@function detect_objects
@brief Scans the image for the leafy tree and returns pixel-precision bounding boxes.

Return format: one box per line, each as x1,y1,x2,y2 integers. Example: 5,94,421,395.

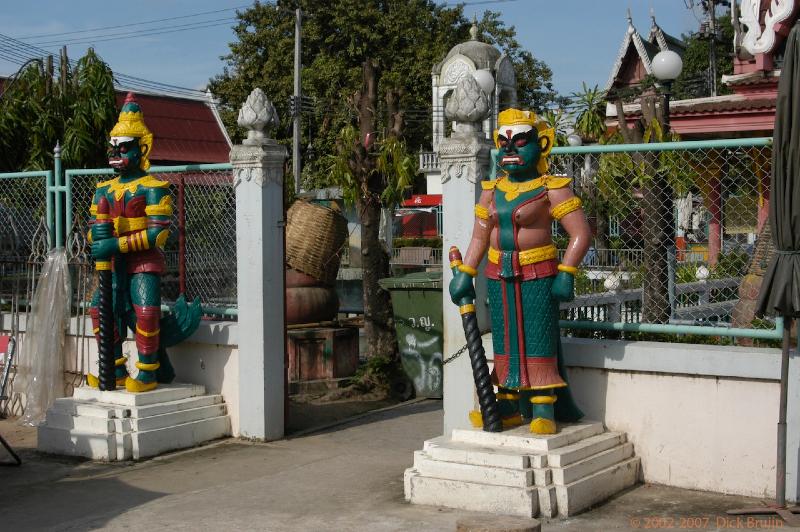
209,0,561,368
542,108,568,147
672,13,735,100
0,48,116,171
209,1,562,180
570,82,607,142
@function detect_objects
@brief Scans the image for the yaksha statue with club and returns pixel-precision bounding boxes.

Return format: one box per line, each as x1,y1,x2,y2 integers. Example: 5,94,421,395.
449,108,591,434
87,93,200,393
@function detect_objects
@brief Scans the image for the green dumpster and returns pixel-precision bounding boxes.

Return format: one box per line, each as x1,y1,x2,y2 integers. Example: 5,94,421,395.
379,271,443,398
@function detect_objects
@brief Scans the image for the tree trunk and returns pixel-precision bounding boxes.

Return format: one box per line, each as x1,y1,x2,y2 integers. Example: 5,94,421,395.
640,164,673,324
615,97,673,323
352,59,399,360
594,209,611,266
358,196,397,359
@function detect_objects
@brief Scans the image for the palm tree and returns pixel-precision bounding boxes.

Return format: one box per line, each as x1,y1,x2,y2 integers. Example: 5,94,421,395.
570,82,607,143
0,47,116,172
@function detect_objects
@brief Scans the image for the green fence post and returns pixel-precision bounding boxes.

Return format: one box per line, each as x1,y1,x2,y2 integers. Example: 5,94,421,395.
45,169,54,249
54,141,63,248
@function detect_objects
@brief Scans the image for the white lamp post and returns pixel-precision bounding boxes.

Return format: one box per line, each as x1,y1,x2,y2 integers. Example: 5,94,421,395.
567,133,583,147
651,50,683,134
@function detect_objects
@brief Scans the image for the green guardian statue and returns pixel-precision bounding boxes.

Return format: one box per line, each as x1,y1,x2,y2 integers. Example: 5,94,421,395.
87,93,200,393
449,108,592,434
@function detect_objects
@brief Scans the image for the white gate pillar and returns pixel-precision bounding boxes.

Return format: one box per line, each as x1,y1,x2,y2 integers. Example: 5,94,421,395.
438,76,493,434
231,89,287,440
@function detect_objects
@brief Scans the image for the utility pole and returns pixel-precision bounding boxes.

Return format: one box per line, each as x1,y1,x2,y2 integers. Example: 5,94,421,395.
706,0,718,96
293,8,302,194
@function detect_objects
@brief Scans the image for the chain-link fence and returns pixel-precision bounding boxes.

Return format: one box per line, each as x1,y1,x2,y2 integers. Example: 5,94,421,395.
67,164,236,315
548,138,776,337
0,172,49,258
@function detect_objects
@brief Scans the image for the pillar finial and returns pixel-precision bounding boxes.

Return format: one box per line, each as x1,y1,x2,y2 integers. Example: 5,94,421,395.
470,14,479,41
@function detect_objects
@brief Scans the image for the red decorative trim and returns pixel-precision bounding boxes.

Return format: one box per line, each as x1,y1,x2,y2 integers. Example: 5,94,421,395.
501,278,510,356
525,357,567,389
89,306,120,342
486,258,558,280
124,249,165,274
133,304,161,354
513,280,529,388
492,354,509,386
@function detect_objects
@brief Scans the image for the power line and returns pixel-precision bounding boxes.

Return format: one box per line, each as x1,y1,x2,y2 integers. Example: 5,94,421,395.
16,4,250,40
0,33,208,98
31,17,238,48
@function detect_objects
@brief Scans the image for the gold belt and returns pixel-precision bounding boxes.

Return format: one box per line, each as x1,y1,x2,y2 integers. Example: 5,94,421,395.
488,244,557,266
114,216,148,234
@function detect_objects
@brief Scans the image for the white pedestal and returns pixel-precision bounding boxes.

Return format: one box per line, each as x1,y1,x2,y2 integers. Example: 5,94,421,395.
37,383,231,461
404,421,640,518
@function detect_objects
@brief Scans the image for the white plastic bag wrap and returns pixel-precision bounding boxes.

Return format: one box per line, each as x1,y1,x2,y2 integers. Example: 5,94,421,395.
17,249,71,426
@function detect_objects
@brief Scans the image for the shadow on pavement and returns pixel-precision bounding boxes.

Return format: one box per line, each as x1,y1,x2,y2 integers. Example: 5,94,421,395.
288,398,442,439
0,473,165,532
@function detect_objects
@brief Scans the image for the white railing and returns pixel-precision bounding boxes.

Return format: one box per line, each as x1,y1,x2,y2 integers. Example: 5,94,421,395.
419,152,440,172
390,246,443,267
558,248,645,269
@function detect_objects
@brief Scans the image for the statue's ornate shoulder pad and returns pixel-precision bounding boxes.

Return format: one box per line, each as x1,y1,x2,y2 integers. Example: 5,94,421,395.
96,176,118,190
481,179,499,191
545,175,572,190
139,175,169,189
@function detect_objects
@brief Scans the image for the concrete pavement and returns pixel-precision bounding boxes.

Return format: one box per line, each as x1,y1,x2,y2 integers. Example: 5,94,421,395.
0,400,781,531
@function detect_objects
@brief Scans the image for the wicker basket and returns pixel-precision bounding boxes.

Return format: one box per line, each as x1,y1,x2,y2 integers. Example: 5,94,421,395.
286,200,349,286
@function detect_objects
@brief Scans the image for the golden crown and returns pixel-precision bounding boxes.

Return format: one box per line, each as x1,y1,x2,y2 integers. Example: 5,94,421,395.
493,108,555,174
109,93,153,171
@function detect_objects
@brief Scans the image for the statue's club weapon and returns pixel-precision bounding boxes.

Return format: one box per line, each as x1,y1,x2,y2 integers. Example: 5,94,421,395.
94,197,116,390
449,246,502,432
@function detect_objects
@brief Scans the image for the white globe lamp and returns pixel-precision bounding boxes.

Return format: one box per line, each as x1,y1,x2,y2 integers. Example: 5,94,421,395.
604,273,621,292
567,133,583,147
652,50,683,82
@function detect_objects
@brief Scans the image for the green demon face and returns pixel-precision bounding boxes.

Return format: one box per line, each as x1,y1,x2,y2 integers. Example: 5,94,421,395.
496,127,549,179
108,137,146,174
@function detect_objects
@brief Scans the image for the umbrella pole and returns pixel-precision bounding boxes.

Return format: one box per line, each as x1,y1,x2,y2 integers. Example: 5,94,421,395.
778,315,791,508
728,316,800,526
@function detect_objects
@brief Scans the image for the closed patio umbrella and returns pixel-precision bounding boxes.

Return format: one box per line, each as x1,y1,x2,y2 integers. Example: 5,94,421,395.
730,20,800,526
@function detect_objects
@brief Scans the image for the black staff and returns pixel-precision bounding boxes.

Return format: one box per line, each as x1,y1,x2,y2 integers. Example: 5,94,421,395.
449,246,502,432
94,197,116,390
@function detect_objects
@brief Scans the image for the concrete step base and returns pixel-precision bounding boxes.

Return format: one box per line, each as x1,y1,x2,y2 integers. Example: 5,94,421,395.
37,383,231,461
404,420,641,519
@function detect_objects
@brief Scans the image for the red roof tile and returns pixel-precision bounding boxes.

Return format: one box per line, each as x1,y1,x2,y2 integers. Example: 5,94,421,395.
115,92,230,164
672,97,776,116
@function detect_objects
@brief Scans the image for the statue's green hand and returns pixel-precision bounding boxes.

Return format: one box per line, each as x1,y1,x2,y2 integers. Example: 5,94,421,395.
91,224,112,242
550,271,575,302
91,238,119,260
449,270,476,306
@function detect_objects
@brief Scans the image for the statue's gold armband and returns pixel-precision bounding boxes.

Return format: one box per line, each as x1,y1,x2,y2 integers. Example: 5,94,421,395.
550,197,582,220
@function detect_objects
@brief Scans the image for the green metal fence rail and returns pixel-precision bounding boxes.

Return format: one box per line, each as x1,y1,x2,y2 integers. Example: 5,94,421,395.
550,136,780,340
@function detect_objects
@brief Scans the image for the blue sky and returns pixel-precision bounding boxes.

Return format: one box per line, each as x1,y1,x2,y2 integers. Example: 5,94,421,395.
0,0,707,98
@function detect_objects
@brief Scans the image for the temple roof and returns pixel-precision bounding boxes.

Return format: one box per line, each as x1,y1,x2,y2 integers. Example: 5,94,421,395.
119,91,231,165
605,11,685,92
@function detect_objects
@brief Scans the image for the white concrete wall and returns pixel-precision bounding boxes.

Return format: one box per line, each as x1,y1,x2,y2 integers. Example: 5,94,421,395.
563,339,791,500
569,367,777,498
